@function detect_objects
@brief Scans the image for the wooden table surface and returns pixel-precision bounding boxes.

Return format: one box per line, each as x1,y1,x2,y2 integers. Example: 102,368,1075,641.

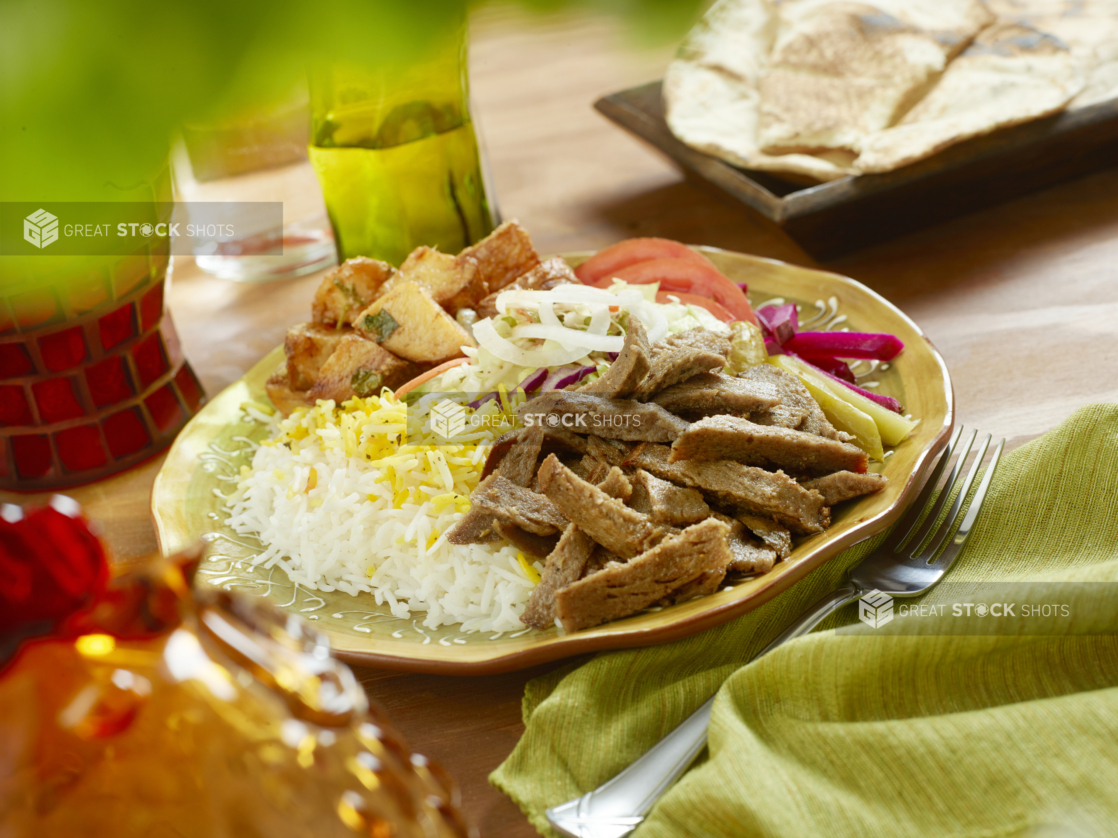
6,6,1118,836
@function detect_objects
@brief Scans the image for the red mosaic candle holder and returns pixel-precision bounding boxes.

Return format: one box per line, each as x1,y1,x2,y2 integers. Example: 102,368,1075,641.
0,245,205,490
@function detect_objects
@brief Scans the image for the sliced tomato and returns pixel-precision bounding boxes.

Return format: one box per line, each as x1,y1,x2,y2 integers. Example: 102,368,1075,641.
655,291,735,323
575,238,714,285
611,258,757,325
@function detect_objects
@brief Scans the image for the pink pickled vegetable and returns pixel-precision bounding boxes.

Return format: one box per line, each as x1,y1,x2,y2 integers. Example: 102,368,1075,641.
785,331,904,361
764,337,784,356
756,303,798,346
801,356,904,413
806,355,855,383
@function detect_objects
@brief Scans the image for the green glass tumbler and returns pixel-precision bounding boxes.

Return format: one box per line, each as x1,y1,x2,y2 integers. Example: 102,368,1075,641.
308,9,496,266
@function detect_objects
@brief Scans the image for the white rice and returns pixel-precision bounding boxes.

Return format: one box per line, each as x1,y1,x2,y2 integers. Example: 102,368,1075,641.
225,395,541,633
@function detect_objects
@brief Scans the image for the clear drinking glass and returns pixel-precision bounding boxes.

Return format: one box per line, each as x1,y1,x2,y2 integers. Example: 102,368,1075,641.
172,87,337,283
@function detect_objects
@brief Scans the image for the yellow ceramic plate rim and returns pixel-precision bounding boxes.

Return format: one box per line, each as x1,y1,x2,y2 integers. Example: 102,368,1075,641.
152,248,954,674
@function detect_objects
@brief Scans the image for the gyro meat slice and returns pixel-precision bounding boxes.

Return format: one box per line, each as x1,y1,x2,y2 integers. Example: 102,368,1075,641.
632,343,728,401
737,514,792,561
493,522,559,561
579,440,635,485
711,512,778,575
625,443,830,534
519,392,689,443
800,471,888,505
670,415,869,475
660,569,726,606
482,425,588,481
628,469,710,526
521,524,596,629
743,365,844,440
521,463,639,629
446,508,501,545
306,335,419,404
469,474,568,536
496,424,545,488
652,371,780,417
553,518,732,632
657,327,731,358
579,316,652,399
312,257,397,327
584,435,632,466
596,466,633,503
538,454,663,559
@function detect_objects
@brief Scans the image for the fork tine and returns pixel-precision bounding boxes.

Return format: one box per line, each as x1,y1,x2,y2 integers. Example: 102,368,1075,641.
879,424,965,553
916,433,992,563
891,427,976,554
923,437,1005,570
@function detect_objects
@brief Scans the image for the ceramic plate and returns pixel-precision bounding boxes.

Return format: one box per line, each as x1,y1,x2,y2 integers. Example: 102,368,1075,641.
152,248,953,674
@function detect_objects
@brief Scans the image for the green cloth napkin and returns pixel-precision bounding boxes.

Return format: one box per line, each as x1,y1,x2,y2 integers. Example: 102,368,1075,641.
492,404,1118,837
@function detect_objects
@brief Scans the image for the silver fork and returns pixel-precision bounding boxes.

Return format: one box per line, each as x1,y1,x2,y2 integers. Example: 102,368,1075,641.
547,426,1005,838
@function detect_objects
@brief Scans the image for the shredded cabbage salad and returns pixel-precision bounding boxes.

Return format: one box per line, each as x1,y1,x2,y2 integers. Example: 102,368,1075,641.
420,280,730,398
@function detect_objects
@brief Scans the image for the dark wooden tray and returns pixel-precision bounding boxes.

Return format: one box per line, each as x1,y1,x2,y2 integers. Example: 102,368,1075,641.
595,81,1118,259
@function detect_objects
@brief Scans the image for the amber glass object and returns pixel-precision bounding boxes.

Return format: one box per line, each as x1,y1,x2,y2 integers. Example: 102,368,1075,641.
0,499,474,838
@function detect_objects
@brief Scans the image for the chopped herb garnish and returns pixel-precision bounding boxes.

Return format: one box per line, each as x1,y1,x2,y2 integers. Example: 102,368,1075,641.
350,368,384,397
332,278,365,305
362,310,400,343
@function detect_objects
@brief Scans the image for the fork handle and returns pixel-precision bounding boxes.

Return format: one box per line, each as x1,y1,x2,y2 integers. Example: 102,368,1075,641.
545,582,865,838
755,581,863,656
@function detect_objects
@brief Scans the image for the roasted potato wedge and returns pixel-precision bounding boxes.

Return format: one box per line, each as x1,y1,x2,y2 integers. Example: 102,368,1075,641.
307,334,418,403
312,257,398,326
381,246,480,310
265,365,313,416
444,220,541,311
283,322,352,390
354,280,474,365
475,256,576,319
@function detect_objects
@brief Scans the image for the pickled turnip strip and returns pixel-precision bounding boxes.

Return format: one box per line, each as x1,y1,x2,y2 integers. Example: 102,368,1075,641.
785,331,904,361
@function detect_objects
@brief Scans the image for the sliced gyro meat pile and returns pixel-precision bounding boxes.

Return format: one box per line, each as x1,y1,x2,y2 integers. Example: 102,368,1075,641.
452,319,890,634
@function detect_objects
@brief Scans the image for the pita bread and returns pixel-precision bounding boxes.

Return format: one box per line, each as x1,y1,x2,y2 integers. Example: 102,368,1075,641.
664,0,857,181
663,0,1103,182
984,0,1118,107
756,0,993,154
854,21,1085,172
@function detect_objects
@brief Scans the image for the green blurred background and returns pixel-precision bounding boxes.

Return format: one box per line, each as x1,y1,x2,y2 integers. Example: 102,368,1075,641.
0,0,704,203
